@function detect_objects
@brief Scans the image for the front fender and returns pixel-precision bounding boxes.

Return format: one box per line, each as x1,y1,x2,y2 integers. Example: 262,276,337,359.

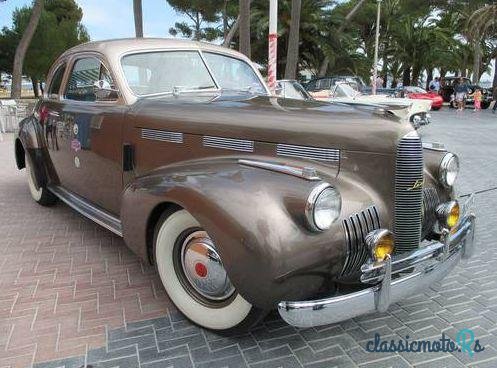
121,158,350,309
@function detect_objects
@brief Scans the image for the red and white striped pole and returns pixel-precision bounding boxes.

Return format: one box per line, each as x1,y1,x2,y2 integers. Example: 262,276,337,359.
268,0,278,94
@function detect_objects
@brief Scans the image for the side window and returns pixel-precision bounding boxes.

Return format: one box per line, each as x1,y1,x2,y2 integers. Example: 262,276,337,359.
48,63,66,99
65,57,118,102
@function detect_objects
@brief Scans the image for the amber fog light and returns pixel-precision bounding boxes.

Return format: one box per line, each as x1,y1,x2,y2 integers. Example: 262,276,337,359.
436,201,460,230
365,229,395,261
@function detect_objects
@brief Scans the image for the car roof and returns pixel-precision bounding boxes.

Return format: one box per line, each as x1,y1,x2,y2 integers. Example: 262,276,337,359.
59,38,248,60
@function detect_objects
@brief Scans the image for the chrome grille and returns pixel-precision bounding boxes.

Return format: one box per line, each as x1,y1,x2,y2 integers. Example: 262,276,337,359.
276,144,339,162
342,206,380,276
394,133,424,253
422,187,440,238
141,128,183,143
203,136,254,152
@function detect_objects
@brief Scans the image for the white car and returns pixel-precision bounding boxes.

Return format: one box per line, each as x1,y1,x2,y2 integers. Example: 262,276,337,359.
310,83,432,129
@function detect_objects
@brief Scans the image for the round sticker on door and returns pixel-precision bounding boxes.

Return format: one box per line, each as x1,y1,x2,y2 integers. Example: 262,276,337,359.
74,156,80,168
73,124,79,135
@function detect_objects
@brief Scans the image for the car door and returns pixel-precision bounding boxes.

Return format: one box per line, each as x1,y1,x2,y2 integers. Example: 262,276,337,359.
53,55,125,215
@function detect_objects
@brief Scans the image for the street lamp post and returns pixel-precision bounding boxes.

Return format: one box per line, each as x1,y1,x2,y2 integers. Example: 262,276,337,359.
268,0,278,94
372,0,382,95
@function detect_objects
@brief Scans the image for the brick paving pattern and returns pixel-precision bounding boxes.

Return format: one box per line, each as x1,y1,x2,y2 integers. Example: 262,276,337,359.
1,108,496,367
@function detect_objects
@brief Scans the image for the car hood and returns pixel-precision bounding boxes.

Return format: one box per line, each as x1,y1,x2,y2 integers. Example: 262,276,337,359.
130,92,414,154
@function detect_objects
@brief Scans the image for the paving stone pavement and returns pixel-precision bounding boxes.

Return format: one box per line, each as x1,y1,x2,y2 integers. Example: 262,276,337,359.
0,108,496,368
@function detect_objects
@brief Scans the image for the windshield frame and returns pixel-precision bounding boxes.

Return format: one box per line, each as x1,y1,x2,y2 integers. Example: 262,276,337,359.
119,48,269,98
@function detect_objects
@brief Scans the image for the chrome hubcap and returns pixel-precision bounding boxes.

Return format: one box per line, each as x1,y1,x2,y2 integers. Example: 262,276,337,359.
180,231,235,301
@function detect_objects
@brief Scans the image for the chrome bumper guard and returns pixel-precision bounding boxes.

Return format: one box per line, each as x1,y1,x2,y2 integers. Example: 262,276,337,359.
278,195,476,328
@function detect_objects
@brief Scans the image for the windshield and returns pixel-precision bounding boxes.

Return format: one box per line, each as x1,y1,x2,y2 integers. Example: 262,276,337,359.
121,50,266,96
405,86,426,93
277,81,309,100
334,83,359,98
202,52,266,94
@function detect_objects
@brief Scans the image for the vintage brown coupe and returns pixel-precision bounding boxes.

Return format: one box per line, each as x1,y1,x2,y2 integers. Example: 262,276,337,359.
15,39,476,332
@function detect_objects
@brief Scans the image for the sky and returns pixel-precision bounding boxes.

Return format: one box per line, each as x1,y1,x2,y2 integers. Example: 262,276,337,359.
0,0,188,40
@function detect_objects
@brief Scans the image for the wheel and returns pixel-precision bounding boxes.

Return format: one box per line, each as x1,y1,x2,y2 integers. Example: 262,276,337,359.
154,209,266,332
25,154,56,206
481,101,490,109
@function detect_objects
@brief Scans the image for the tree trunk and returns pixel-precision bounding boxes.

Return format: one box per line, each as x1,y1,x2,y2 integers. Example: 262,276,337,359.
425,68,433,90
11,0,43,99
222,0,229,39
284,0,301,80
223,15,240,47
402,66,411,86
133,0,143,38
472,41,480,84
318,0,367,77
31,77,39,98
493,56,497,100
239,0,251,57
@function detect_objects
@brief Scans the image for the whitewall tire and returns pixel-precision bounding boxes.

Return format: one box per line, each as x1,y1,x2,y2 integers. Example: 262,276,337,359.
25,154,56,206
154,209,265,331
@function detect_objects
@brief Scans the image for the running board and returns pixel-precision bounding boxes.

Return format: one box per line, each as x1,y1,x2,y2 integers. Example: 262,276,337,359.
48,185,123,237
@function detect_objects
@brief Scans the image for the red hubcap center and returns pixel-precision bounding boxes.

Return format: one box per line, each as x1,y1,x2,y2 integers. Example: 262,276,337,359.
194,262,208,278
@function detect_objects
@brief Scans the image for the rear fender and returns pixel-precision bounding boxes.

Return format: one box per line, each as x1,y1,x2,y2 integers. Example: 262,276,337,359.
121,158,349,309
17,115,49,188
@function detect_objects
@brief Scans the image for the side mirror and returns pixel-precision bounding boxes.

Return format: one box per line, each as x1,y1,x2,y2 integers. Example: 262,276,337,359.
93,80,118,100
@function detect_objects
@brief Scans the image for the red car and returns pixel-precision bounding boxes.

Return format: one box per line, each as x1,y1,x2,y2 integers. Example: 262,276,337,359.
398,86,444,110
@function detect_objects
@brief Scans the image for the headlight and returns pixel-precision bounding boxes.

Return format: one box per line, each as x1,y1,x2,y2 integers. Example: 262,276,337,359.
413,115,422,124
305,183,341,231
436,200,460,229
365,229,395,261
439,152,459,187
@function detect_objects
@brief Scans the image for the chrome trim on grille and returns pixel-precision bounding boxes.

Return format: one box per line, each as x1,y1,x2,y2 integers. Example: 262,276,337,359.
341,206,380,276
203,136,254,152
276,144,339,162
394,132,424,253
422,187,440,238
141,128,183,143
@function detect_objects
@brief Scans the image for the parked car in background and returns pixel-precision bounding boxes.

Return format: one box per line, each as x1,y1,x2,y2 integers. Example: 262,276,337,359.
16,38,475,332
396,86,444,110
310,82,432,128
440,76,492,109
275,79,312,100
305,75,368,93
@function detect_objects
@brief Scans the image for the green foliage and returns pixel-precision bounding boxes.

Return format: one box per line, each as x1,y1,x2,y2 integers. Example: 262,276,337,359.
167,0,227,41
0,0,89,80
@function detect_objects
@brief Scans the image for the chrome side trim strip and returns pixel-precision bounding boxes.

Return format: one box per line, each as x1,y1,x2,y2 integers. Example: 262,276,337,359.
276,144,339,162
238,159,320,181
48,185,123,237
203,136,254,152
141,128,183,143
422,142,447,152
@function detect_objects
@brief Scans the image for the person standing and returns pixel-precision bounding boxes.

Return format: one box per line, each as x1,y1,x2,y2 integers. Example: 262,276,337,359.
429,77,440,92
470,88,483,112
454,77,469,111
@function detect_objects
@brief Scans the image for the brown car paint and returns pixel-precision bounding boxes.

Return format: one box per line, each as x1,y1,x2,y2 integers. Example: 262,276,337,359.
16,39,451,310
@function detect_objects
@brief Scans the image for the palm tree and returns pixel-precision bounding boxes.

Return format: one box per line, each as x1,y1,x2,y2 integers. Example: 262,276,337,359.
284,0,301,79
11,0,43,99
239,0,250,57
468,5,497,96
133,0,143,37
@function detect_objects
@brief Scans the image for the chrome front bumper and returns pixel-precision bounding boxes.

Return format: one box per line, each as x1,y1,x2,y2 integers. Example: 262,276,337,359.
278,198,476,328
